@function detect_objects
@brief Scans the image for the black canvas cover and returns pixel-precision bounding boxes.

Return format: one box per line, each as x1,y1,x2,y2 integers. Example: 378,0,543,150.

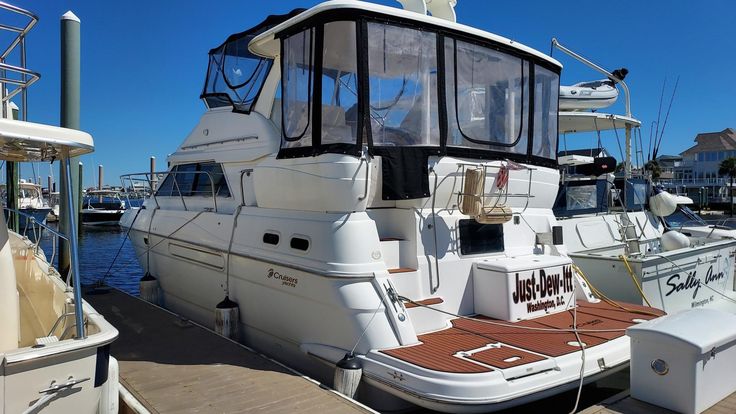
374,147,440,200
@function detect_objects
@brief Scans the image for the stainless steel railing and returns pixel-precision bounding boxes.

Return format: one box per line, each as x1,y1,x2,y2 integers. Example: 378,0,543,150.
120,170,221,213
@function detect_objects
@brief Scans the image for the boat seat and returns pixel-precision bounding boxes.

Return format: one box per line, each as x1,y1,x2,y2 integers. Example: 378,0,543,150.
0,210,20,352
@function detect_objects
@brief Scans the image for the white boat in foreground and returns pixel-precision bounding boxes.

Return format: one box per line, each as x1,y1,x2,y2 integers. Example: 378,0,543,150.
0,2,118,411
0,117,119,413
122,2,662,412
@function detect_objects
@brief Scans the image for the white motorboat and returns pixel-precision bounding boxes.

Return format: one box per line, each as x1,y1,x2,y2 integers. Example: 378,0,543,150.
82,189,126,225
660,196,736,240
0,119,119,414
122,2,661,412
1,180,52,227
0,3,119,412
553,43,736,314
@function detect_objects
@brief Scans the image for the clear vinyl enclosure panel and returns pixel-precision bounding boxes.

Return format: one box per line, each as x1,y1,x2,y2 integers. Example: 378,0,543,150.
202,31,273,112
278,17,560,161
367,23,440,147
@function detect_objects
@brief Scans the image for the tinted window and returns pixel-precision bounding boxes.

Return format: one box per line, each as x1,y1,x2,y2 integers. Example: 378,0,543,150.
290,237,309,251
458,219,504,255
155,162,230,197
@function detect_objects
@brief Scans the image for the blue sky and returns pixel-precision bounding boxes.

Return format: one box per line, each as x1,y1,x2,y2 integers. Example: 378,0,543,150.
5,0,736,186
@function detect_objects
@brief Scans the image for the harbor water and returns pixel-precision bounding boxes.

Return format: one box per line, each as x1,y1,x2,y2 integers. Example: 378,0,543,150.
34,221,143,295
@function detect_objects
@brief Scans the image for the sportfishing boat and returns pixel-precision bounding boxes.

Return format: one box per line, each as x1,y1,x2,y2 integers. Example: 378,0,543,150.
1,179,52,227
553,42,736,314
122,1,662,412
82,189,126,225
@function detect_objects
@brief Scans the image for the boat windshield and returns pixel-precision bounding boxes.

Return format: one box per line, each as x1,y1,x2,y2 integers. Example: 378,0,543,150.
202,10,304,113
663,205,707,229
277,16,560,164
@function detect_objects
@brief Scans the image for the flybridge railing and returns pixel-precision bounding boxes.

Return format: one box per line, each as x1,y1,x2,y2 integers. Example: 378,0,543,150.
120,170,220,213
0,2,40,117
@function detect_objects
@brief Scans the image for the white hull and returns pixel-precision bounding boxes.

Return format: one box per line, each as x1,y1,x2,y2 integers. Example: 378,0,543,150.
124,182,641,412
2,230,118,413
559,211,736,313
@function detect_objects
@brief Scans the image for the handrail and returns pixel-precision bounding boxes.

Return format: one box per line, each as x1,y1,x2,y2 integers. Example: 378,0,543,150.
120,170,221,213
3,206,70,242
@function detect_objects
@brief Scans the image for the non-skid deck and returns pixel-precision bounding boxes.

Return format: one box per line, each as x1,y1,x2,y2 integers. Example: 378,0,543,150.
581,390,736,414
85,288,374,414
382,301,664,374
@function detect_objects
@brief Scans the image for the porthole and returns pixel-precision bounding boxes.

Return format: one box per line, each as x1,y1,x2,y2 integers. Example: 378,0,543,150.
290,237,309,251
263,233,280,245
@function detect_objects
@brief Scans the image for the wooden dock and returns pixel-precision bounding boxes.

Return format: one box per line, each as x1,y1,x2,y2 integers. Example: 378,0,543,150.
84,288,375,414
581,390,736,414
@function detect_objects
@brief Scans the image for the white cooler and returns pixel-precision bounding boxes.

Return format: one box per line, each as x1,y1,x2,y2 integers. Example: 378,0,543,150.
473,255,575,321
627,308,736,414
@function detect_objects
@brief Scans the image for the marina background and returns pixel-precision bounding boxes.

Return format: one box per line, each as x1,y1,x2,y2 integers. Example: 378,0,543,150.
0,0,732,187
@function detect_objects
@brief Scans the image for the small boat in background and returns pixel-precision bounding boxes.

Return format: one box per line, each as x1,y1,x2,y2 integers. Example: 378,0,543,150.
559,68,628,111
82,189,126,225
1,179,52,227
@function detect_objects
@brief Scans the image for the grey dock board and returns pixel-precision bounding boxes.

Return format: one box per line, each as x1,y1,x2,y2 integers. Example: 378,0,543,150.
85,288,374,414
580,390,736,414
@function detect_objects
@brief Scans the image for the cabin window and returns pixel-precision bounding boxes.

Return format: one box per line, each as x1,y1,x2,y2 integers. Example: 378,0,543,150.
458,219,504,255
445,37,528,153
290,236,309,251
321,21,359,145
282,28,315,146
156,162,230,198
201,30,273,112
367,23,439,147
263,232,280,245
533,65,559,159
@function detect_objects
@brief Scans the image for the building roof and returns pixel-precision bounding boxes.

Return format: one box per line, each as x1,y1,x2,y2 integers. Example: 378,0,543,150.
656,154,682,161
680,128,736,156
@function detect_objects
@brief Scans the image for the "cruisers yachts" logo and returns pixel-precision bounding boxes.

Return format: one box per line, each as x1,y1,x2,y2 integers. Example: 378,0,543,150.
267,268,298,288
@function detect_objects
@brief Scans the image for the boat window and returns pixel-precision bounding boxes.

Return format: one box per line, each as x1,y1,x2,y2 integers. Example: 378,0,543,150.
565,184,598,211
458,219,504,255
290,236,309,251
263,232,280,245
282,28,315,146
202,32,273,112
367,23,439,147
156,162,230,198
445,37,528,152
663,206,706,229
533,65,559,159
321,21,359,145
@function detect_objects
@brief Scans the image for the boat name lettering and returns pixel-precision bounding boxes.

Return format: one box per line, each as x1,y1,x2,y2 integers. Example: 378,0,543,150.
664,265,725,300
512,265,574,305
267,268,298,288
